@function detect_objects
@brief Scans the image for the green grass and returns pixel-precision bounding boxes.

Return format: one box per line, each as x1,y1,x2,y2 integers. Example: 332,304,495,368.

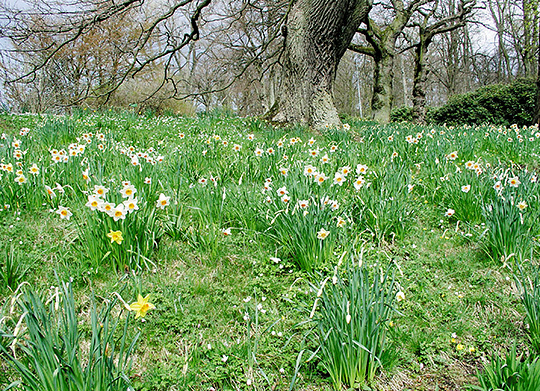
0,112,539,390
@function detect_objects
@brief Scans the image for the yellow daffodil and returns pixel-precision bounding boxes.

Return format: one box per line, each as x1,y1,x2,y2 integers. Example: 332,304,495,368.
107,230,123,245
129,294,155,319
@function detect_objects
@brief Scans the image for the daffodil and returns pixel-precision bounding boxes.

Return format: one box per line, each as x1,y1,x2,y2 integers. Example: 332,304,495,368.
340,166,351,175
123,198,139,213
111,204,127,221
45,185,56,198
356,164,368,174
517,201,528,210
15,175,27,185
86,195,102,211
354,176,365,190
317,228,330,240
29,164,40,175
130,294,155,319
333,172,345,186
93,185,109,197
56,206,72,220
120,185,137,198
107,230,123,245
314,172,328,185
298,200,309,209
303,165,317,177
508,176,521,188
396,291,405,302
447,151,458,160
156,193,170,209
276,186,288,196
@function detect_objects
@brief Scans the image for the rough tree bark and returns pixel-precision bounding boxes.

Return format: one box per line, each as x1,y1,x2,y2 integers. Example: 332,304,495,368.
269,0,371,130
535,17,540,125
350,26,397,124
411,35,431,124
371,53,396,122
522,0,539,78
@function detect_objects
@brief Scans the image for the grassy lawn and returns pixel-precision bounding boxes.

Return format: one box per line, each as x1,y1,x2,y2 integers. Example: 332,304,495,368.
0,111,539,390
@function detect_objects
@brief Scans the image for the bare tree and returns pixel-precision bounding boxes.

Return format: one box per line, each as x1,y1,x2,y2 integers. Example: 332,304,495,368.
429,21,475,99
2,8,157,111
517,0,539,77
486,0,539,81
487,0,513,80
349,0,432,123
1,0,373,129
0,0,216,111
405,0,475,123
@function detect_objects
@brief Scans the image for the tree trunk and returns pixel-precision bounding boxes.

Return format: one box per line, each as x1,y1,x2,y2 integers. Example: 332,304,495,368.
371,51,394,123
401,54,408,107
522,0,539,78
270,0,371,130
534,66,540,127
412,39,430,124
535,18,540,125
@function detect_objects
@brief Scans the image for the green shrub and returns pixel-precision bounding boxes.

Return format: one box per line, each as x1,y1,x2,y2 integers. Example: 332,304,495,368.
430,79,536,127
390,106,414,123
